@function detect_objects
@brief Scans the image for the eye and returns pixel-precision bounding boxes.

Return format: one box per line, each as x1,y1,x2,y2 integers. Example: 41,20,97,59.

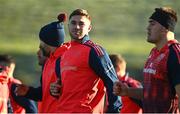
71,21,76,25
79,22,85,26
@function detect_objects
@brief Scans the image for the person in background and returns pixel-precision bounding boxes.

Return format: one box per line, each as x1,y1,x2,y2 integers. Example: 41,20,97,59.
113,7,180,113
0,54,37,113
50,9,122,113
109,54,142,113
15,13,69,113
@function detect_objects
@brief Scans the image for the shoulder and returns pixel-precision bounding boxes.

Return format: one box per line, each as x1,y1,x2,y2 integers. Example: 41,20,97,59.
83,40,104,56
54,42,71,56
61,42,71,49
169,43,180,64
170,43,180,52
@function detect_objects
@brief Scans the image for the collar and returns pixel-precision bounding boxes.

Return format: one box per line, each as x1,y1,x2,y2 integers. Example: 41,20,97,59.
82,35,90,44
155,39,178,53
49,42,71,59
70,35,90,44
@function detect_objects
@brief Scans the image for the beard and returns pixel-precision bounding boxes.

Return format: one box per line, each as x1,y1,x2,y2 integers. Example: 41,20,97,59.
41,48,50,57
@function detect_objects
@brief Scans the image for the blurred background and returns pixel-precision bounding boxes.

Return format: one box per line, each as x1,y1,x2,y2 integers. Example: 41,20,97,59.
0,0,179,86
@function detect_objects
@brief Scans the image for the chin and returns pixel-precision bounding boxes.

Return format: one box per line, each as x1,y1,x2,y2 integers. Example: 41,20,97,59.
72,36,83,40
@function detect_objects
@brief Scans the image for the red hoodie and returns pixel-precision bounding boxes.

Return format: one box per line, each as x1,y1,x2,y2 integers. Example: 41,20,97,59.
38,43,70,113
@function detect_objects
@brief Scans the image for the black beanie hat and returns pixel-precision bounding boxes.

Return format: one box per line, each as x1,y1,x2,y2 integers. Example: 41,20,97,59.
39,13,67,47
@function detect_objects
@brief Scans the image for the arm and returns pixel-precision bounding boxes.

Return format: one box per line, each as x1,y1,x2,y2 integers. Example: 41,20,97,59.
25,86,42,101
11,84,37,113
15,77,42,101
89,48,122,113
113,81,143,100
168,43,180,110
175,84,180,109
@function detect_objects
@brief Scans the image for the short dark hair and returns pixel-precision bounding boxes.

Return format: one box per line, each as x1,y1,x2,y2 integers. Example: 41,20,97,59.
109,54,126,69
156,7,177,22
69,9,91,21
0,54,15,67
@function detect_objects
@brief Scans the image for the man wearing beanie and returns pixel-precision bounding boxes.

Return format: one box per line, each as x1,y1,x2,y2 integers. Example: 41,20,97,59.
15,13,70,112
113,7,180,113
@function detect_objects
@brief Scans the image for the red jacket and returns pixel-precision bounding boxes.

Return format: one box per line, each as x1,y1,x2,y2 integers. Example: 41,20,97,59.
55,41,106,113
0,75,9,113
143,40,180,113
38,43,70,113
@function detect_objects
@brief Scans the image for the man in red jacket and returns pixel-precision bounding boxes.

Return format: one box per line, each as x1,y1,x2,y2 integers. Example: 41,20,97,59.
113,7,180,113
50,9,122,113
0,54,37,113
15,13,69,113
109,54,142,113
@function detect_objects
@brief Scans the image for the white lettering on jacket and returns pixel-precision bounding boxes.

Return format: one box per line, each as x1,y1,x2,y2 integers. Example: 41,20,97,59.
143,68,156,75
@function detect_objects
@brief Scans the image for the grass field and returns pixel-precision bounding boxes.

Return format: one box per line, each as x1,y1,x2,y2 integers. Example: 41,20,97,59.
0,0,179,85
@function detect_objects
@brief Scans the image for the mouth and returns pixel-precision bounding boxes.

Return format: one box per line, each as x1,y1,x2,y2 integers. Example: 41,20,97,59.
72,30,81,35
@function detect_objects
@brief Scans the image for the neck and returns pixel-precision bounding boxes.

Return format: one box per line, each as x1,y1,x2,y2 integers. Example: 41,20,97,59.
156,31,175,50
71,38,82,43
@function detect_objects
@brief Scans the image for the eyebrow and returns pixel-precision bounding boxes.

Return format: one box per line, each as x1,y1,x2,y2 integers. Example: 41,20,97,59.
149,20,153,23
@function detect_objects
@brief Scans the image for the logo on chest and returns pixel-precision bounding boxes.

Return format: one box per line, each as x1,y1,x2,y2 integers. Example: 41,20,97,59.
144,54,166,75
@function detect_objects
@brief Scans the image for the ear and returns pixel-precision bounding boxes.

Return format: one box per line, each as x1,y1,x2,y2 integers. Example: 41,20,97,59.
160,26,168,36
161,26,168,32
88,24,92,32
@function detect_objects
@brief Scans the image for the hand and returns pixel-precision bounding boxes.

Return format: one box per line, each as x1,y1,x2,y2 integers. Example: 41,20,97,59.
50,79,62,98
14,84,29,96
113,81,129,96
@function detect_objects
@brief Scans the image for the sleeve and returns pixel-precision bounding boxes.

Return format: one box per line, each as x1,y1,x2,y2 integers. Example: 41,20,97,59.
25,76,42,101
89,48,122,113
11,84,37,113
126,76,143,88
167,44,180,87
25,86,42,101
126,77,143,107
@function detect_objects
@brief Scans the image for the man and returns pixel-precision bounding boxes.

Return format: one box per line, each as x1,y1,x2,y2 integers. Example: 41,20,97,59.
113,7,180,113
109,54,142,113
0,55,11,113
0,54,37,113
15,13,69,112
50,9,122,113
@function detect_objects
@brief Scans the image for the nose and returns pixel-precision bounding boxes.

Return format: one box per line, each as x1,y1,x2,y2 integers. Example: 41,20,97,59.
75,24,80,29
37,49,42,57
